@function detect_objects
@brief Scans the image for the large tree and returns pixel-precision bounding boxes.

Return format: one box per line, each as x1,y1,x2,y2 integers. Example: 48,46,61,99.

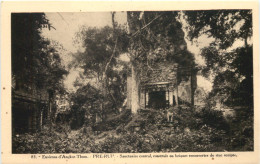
184,10,253,150
184,10,253,107
12,13,68,105
70,13,129,118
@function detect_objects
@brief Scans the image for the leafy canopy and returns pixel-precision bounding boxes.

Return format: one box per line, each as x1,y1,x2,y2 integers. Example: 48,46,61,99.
184,10,253,106
12,13,68,93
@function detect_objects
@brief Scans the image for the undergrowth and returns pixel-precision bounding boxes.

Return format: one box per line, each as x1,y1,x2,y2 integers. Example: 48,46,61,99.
12,106,253,153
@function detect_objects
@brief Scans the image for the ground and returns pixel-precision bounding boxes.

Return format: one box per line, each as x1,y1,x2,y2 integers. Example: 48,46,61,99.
12,106,253,153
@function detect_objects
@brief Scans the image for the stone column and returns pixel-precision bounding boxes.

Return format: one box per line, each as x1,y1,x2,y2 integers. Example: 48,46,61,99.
140,90,145,109
145,92,149,108
174,89,179,106
169,91,173,106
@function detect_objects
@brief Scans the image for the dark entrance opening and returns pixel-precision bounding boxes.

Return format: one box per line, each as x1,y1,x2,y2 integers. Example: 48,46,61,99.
12,107,31,134
148,91,166,109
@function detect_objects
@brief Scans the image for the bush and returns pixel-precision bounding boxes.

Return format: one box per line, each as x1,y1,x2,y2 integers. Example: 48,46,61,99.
12,105,253,153
226,106,253,151
195,107,230,131
92,108,132,133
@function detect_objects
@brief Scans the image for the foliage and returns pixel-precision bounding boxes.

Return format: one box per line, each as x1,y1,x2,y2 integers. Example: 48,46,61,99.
69,84,103,129
12,13,68,94
126,11,197,112
184,10,252,49
92,108,132,131
71,24,128,82
12,124,94,153
69,17,130,124
13,105,252,153
73,26,115,78
71,23,128,111
227,106,253,151
184,10,253,107
12,11,254,154
184,11,253,149
127,11,196,74
69,82,129,130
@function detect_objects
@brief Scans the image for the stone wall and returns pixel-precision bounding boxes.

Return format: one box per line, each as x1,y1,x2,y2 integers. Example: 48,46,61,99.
12,84,51,134
126,61,196,110
126,76,132,109
140,62,178,84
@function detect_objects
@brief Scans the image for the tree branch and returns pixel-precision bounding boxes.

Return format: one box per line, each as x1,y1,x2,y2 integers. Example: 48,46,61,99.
131,13,163,38
104,38,118,75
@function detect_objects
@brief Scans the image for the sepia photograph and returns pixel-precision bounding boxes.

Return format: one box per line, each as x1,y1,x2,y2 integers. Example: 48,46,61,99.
10,9,254,154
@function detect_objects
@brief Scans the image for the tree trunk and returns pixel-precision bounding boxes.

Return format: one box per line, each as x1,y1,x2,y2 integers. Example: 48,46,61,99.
190,69,194,107
101,71,107,121
131,63,140,114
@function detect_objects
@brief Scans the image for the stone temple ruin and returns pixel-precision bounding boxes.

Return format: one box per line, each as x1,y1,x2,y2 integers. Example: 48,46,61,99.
127,61,197,110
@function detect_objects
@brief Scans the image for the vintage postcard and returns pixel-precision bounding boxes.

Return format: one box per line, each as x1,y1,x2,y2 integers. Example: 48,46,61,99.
1,1,259,164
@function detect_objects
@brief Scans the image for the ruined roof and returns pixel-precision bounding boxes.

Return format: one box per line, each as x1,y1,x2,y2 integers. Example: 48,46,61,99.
140,62,178,85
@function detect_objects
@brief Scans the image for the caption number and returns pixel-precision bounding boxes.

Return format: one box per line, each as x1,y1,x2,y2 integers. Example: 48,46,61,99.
31,155,37,159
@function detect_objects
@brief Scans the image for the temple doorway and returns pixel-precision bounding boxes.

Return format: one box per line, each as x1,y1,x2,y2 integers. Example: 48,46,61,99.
148,91,166,109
